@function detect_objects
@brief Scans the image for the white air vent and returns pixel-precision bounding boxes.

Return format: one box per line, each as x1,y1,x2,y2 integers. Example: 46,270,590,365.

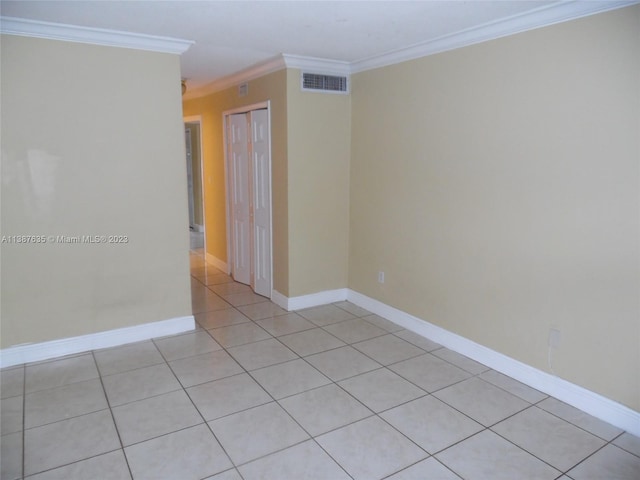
301,72,349,94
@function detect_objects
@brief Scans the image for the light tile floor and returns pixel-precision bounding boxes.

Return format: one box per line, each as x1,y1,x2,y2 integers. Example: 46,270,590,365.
1,249,639,479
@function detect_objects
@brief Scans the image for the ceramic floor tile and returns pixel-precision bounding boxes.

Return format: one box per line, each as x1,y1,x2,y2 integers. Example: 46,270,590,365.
226,338,298,371
154,330,222,361
205,469,243,480
251,359,331,399
567,444,640,480
209,322,271,348
195,308,252,329
220,291,270,307
478,369,548,403
389,353,471,393
433,377,530,427
435,430,560,480
306,346,381,381
25,378,108,428
192,291,232,313
381,395,483,454
187,373,271,421
394,330,442,352
1,395,23,435
24,410,120,476
386,457,462,480
25,354,99,393
279,384,372,436
197,273,235,286
209,282,253,296
1,431,22,480
208,402,309,465
102,363,182,406
352,334,425,366
237,302,289,321
323,318,388,344
297,305,356,326
112,389,203,446
1,367,24,399
26,450,131,480
238,440,351,480
256,313,316,336
537,397,624,441
125,424,232,480
169,350,243,388
94,341,164,376
278,328,346,357
431,348,489,374
333,301,373,317
492,406,606,472
361,314,404,333
316,416,426,480
613,432,640,458
338,368,426,413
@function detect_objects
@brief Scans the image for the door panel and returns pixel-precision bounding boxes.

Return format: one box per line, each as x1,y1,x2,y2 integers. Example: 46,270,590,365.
228,114,250,285
250,109,272,297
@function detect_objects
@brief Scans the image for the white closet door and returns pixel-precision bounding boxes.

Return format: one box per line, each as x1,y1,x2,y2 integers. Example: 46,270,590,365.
250,109,272,297
228,114,251,285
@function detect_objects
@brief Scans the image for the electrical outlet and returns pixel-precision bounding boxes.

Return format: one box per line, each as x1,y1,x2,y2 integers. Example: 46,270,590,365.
548,328,562,348
377,271,385,284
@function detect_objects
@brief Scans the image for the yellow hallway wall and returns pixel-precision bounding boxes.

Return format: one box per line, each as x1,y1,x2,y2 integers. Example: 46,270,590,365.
349,6,640,411
182,70,289,294
1,35,192,347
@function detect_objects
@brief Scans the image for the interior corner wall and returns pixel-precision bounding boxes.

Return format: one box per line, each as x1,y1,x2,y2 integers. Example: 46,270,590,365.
0,35,192,348
286,69,351,297
349,5,640,411
182,69,289,294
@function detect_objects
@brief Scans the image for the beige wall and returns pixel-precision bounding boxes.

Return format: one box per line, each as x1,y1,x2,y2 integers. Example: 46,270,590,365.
0,35,192,347
349,6,640,410
182,70,290,294
286,69,351,296
183,68,351,298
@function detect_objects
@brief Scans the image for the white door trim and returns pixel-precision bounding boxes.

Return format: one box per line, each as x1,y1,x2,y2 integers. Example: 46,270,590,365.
183,115,205,250
222,101,273,296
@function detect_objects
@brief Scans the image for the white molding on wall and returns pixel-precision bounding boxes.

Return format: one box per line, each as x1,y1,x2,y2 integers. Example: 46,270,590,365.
0,315,195,368
271,286,640,436
282,54,352,76
185,0,638,98
271,288,348,311
350,0,639,73
205,253,228,274
186,55,288,99
346,289,640,438
0,16,193,54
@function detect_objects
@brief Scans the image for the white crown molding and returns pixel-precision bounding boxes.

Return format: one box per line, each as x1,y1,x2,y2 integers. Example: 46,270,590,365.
282,54,351,76
185,54,288,99
185,53,352,99
351,0,638,73
0,315,195,368
0,16,193,54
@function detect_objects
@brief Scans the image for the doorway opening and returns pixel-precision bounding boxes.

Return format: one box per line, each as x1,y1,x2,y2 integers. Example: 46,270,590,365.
184,116,205,252
223,102,272,298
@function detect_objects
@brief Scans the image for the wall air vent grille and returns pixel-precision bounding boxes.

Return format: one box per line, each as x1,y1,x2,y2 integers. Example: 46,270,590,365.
301,72,349,94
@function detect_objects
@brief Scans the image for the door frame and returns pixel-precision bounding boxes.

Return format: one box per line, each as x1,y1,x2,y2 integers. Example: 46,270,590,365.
222,101,273,296
183,115,205,245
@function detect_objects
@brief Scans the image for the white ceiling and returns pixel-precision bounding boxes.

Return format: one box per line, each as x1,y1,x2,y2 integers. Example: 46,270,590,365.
0,0,634,98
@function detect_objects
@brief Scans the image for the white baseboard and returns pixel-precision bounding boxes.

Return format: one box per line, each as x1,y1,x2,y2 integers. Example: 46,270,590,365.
347,289,640,437
0,315,195,368
205,253,228,274
271,288,348,311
